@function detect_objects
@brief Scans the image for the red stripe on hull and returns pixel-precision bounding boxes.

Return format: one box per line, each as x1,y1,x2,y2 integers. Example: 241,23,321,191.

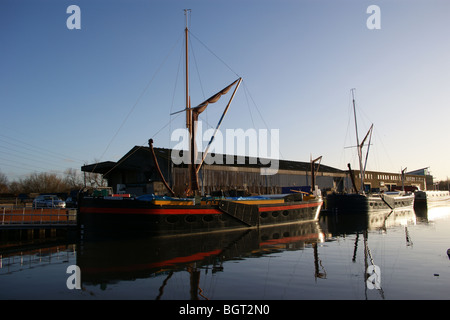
80,207,222,215
79,201,322,215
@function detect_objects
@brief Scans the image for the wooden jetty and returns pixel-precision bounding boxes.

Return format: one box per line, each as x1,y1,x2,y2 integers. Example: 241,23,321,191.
0,207,77,240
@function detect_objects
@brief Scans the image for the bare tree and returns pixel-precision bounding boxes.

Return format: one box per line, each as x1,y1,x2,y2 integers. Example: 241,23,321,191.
18,172,64,193
8,181,21,194
64,168,84,190
1,165,108,195
0,171,8,193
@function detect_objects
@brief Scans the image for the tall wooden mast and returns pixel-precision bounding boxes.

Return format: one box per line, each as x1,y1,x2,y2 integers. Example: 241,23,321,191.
184,9,199,195
181,9,240,196
185,9,191,132
351,89,365,194
351,89,373,195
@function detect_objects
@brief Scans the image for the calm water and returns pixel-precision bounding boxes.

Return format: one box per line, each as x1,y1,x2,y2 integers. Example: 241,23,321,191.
1,206,449,301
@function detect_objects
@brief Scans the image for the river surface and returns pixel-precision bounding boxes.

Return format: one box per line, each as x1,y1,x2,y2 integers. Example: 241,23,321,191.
1,205,449,301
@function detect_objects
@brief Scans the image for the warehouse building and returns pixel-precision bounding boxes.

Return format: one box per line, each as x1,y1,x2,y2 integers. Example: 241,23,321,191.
345,169,426,193
81,146,427,197
81,146,346,197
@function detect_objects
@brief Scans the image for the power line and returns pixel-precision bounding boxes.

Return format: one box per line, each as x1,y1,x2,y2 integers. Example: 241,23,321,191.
0,134,85,164
0,156,64,174
0,142,77,170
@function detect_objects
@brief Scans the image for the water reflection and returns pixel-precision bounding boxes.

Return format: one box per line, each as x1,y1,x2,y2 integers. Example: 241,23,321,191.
76,221,324,299
320,208,417,236
320,206,450,300
74,207,429,300
415,204,450,223
1,205,449,299
319,209,419,300
0,243,75,275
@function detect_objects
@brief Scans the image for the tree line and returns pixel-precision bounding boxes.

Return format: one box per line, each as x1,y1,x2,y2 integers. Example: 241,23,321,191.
0,169,449,195
0,169,106,195
435,180,450,191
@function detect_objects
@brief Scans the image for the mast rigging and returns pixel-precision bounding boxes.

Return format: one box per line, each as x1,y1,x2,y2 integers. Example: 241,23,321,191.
180,9,241,196
351,89,373,194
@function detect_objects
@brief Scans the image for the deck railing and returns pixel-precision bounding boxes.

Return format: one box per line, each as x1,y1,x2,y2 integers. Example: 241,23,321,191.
1,207,77,226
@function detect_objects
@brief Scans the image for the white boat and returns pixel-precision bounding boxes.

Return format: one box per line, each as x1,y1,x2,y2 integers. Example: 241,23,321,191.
414,190,450,209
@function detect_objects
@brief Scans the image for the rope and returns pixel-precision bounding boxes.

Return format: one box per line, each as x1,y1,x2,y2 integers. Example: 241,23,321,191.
100,113,181,178
189,31,241,79
242,81,285,160
90,32,184,175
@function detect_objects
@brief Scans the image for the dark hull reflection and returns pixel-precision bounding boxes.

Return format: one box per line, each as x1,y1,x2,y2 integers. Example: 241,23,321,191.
414,204,450,223
76,221,323,290
320,208,417,236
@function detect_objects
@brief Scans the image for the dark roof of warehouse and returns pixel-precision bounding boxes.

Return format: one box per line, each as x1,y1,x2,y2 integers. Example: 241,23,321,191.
82,146,344,174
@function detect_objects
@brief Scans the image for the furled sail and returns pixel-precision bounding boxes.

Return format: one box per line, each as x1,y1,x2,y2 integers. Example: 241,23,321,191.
171,79,240,117
170,78,242,194
191,78,239,120
194,78,242,176
190,78,241,193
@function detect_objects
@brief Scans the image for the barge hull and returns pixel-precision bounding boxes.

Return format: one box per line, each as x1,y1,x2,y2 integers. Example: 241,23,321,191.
78,197,323,237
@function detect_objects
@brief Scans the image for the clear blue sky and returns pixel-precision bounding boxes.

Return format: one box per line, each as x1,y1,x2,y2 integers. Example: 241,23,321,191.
1,0,450,183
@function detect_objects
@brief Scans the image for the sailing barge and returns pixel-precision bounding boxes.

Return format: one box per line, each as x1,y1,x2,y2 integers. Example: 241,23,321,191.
78,11,323,236
326,191,414,215
78,192,322,236
326,89,414,215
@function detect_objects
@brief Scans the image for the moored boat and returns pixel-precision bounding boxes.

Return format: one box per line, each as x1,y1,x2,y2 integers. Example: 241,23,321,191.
414,190,450,210
78,10,323,237
78,192,322,236
325,89,414,215
326,191,414,215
